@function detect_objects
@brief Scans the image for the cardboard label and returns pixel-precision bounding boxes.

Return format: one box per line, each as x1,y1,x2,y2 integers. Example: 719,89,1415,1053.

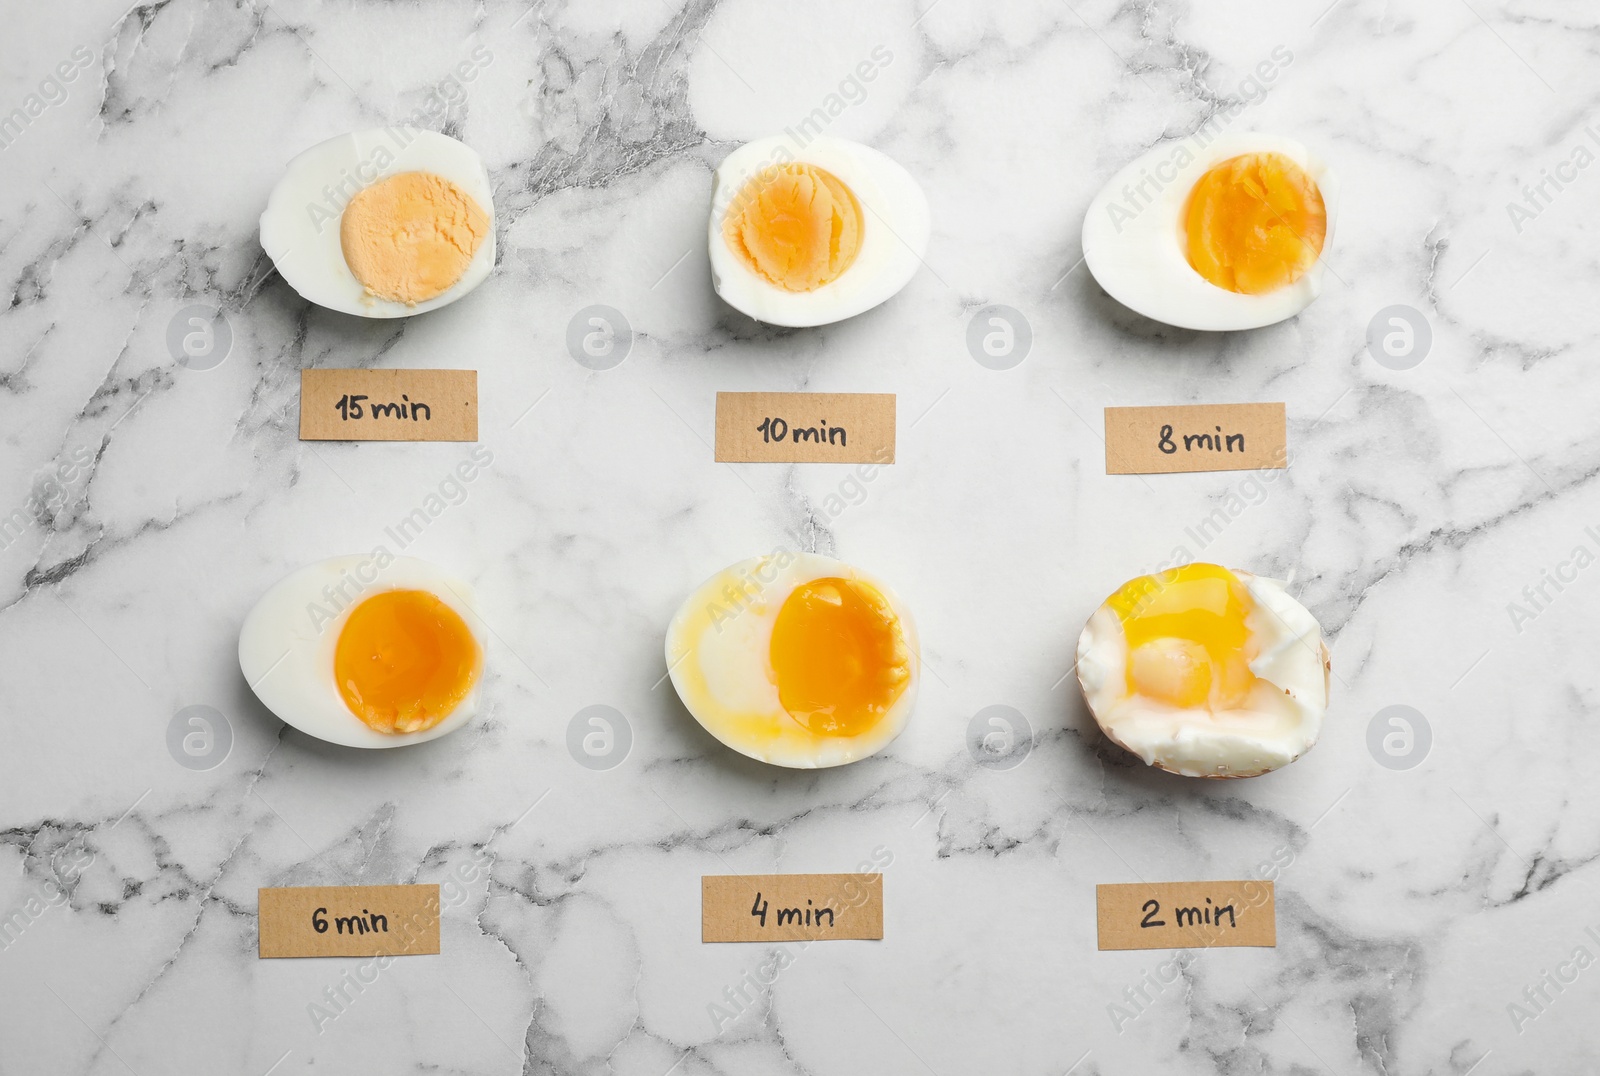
258,885,441,958
1104,403,1286,474
702,874,883,942
1096,881,1275,950
715,392,895,464
300,369,478,442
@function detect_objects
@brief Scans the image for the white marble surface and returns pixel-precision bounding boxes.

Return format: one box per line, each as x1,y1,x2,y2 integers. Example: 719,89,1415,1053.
3,0,1599,1072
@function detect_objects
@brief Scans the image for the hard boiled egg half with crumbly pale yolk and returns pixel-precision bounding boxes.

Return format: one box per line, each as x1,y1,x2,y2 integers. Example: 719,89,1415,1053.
1082,133,1338,330
1076,563,1330,778
239,555,486,748
260,128,495,318
708,135,930,327
666,553,919,767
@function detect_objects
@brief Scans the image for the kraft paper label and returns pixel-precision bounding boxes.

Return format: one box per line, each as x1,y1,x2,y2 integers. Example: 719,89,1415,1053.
258,885,441,958
300,369,478,442
1096,881,1275,950
714,392,895,464
702,874,883,942
1105,403,1286,474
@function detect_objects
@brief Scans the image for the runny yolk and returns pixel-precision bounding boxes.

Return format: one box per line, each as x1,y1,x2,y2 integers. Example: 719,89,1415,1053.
1183,153,1326,295
340,171,489,305
1106,563,1258,711
769,577,910,738
723,163,864,292
334,589,482,734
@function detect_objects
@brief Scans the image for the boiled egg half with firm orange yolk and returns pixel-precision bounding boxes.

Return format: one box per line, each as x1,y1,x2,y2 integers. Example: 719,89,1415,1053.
709,135,930,327
239,555,485,748
666,553,918,767
1076,563,1329,777
1082,133,1337,330
260,128,495,318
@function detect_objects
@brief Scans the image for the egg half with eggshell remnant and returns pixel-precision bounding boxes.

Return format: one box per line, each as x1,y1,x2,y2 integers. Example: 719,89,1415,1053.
239,554,486,748
1082,133,1338,331
1076,563,1330,778
708,135,930,327
259,128,496,319
666,552,919,768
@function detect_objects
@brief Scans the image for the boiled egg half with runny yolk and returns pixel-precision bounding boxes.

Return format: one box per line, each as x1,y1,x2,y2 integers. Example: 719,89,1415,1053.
708,135,930,327
666,553,919,767
1082,133,1338,330
239,555,486,748
1076,563,1330,778
259,128,495,318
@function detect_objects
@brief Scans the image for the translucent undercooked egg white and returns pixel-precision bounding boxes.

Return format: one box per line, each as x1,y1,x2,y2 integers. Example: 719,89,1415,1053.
709,135,930,327
1076,563,1330,778
1082,133,1338,330
666,553,919,768
259,128,496,319
239,555,486,748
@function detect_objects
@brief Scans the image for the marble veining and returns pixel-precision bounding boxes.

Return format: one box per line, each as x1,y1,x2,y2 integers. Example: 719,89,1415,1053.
3,0,1600,1073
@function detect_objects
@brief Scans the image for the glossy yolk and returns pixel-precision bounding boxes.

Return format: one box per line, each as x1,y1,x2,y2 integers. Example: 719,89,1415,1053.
1183,153,1326,295
341,171,489,305
334,589,482,734
723,163,863,292
1106,563,1258,710
769,577,910,737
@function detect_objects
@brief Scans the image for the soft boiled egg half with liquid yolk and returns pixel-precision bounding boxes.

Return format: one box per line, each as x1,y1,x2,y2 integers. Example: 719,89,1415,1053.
1076,563,1330,778
260,128,495,318
1082,133,1337,330
666,553,919,767
709,135,931,327
239,555,486,748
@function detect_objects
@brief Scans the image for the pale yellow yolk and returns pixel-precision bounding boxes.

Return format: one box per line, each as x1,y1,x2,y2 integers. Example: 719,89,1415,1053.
334,589,481,734
340,171,489,305
769,577,909,737
1183,153,1326,295
723,163,863,292
1107,563,1258,710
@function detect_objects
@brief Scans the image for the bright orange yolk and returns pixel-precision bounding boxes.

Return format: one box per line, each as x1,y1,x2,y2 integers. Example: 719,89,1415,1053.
769,577,909,737
723,163,863,292
341,171,489,305
334,589,482,734
1183,153,1326,294
1106,563,1258,710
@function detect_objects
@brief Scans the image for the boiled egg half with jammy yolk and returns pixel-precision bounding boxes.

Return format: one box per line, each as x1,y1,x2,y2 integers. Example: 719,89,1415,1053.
1076,563,1330,777
709,135,930,327
666,553,919,767
239,555,486,748
260,128,495,318
1082,133,1337,330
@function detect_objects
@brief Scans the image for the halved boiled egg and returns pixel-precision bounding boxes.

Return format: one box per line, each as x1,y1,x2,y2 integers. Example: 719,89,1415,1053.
665,553,919,767
259,128,495,318
709,135,930,327
239,555,486,748
1082,133,1338,330
1076,563,1330,778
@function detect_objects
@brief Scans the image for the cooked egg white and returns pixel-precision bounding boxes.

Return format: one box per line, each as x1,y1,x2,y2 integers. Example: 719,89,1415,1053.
666,552,919,768
239,555,486,749
259,128,496,319
709,135,930,327
1076,563,1329,778
1082,133,1338,331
